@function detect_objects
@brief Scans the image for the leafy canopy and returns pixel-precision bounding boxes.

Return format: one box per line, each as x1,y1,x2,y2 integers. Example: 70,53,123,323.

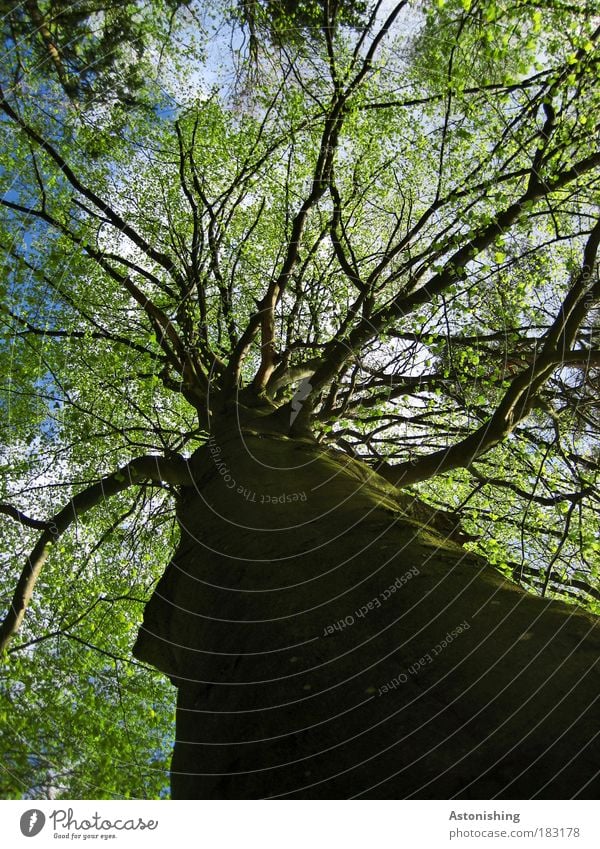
1,0,599,797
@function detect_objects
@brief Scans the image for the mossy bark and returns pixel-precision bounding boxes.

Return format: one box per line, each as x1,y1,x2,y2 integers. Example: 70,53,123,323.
133,429,600,799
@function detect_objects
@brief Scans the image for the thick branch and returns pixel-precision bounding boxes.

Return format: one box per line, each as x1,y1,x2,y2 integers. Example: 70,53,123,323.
0,454,192,652
0,504,50,530
377,217,600,487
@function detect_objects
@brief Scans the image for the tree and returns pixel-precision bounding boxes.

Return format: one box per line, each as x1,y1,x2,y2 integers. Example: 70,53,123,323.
2,0,188,104
1,0,599,799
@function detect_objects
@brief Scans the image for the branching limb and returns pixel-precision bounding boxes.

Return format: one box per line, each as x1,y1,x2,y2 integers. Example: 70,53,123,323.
225,5,409,395
23,0,75,97
305,149,600,403
0,454,193,652
377,217,600,488
467,469,596,509
0,302,160,360
0,88,184,289
0,504,50,530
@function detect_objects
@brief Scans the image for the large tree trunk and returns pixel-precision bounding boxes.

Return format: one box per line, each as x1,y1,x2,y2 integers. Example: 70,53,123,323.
133,426,600,799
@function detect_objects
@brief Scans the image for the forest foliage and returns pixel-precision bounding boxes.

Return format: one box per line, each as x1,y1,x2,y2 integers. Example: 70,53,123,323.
0,0,599,797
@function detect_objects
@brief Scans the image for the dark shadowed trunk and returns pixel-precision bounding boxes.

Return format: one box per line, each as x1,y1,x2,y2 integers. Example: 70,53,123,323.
133,417,600,799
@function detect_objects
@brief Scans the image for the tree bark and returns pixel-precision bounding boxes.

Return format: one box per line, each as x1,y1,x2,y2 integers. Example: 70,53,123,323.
133,428,600,799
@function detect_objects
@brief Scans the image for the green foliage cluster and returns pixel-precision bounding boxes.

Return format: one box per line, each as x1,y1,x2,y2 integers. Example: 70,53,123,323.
236,0,369,46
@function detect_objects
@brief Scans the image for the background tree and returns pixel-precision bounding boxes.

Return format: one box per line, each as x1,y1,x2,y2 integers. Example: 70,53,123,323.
0,0,599,798
2,0,190,104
